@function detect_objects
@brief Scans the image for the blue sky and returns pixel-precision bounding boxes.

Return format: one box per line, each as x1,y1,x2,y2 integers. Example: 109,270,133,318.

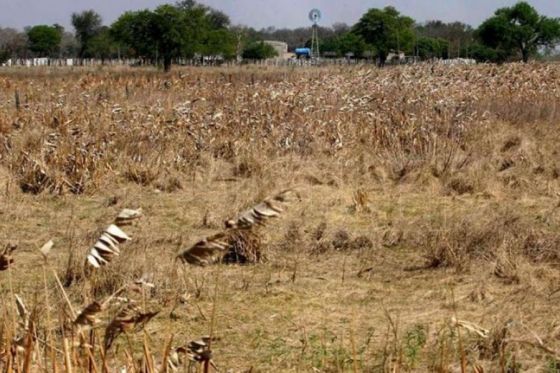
1,0,559,30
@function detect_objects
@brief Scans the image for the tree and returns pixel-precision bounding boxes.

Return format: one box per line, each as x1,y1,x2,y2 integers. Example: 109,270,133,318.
335,32,367,57
353,6,415,65
26,25,62,57
319,37,339,56
87,27,118,62
0,27,28,61
468,43,499,62
151,5,188,71
112,10,160,65
112,1,236,71
202,29,236,59
180,4,213,58
0,49,8,64
230,25,254,59
60,31,79,57
477,1,560,62
332,22,350,35
111,10,154,60
174,0,232,57
242,41,277,60
416,21,473,58
72,10,103,58
207,9,231,29
416,36,449,59
256,25,345,51
321,32,367,58
112,5,195,71
175,0,197,10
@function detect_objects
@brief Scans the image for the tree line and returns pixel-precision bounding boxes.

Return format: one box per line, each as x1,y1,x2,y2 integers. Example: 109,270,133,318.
0,1,559,70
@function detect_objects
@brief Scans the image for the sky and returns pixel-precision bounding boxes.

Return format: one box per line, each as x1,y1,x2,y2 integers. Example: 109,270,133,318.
1,0,559,31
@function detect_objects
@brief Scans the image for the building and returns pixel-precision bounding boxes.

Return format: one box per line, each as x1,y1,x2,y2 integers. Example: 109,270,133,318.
263,40,289,58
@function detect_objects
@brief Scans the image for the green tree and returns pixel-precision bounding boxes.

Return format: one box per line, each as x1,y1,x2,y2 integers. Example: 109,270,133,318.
319,37,339,56
352,6,415,64
174,0,231,58
0,49,8,64
87,27,118,62
175,0,196,10
416,21,473,58
468,43,499,62
26,25,62,57
335,32,367,57
180,4,211,58
320,33,367,58
207,9,231,29
112,1,236,71
230,25,254,59
477,1,560,62
112,5,196,71
152,5,189,71
111,10,154,60
242,41,277,60
202,29,236,59
72,10,103,58
416,36,449,59
112,10,159,66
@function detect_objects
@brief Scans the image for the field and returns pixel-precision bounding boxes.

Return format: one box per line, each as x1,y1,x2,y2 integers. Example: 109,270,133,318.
1,63,560,372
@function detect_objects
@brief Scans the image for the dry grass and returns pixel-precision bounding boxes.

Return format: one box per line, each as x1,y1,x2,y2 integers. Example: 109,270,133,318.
1,63,560,371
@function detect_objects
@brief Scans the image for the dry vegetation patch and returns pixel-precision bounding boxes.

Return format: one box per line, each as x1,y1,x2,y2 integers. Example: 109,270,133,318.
1,63,560,371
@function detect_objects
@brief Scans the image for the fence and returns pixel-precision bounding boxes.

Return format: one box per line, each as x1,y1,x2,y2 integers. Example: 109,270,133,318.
2,58,144,67
1,57,477,69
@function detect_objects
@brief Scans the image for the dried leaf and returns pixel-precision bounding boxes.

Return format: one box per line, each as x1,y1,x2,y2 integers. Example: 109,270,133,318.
39,240,54,258
74,301,103,329
452,317,489,338
0,244,17,271
104,304,159,351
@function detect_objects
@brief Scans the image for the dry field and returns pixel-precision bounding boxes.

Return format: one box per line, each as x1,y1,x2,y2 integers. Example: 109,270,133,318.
1,63,560,372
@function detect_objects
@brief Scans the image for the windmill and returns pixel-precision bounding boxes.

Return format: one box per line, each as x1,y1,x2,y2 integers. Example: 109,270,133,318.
309,9,321,59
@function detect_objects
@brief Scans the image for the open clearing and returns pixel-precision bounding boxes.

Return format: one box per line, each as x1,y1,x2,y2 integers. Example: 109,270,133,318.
1,64,560,372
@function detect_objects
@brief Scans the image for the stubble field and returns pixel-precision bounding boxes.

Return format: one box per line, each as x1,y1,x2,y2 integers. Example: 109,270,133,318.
1,63,560,372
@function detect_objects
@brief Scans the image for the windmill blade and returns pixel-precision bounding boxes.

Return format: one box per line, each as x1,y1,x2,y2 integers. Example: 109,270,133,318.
105,224,131,243
178,229,262,266
115,208,142,226
225,189,298,229
90,248,111,264
39,240,54,259
99,233,120,252
179,190,297,266
85,225,132,269
177,232,231,266
94,240,114,254
87,254,102,268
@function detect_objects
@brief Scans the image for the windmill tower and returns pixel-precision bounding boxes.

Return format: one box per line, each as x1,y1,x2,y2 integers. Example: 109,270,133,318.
309,9,321,59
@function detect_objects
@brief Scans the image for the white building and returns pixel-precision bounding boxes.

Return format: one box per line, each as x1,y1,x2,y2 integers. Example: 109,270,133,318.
263,40,289,58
